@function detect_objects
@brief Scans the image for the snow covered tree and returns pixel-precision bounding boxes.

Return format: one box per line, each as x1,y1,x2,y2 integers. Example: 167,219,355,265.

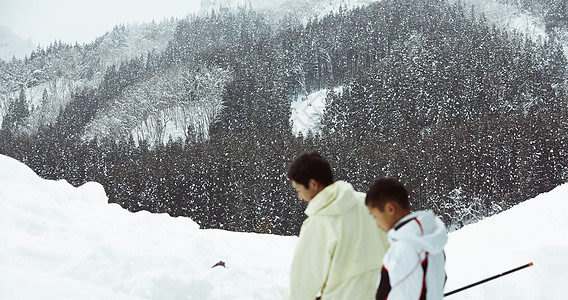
2,86,29,131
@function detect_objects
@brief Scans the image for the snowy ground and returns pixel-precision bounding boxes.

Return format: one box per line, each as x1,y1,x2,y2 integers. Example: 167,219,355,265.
1,154,567,299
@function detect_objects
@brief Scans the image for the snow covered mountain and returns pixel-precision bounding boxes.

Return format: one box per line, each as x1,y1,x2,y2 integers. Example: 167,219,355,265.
2,0,565,143
0,19,177,131
0,25,35,61
1,0,566,241
1,154,566,299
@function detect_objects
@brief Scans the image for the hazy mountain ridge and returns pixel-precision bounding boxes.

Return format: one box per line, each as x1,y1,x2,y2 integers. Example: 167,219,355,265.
200,0,379,23
0,19,178,130
0,25,36,62
90,20,178,71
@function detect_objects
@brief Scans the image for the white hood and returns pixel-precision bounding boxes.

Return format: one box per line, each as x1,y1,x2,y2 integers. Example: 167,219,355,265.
388,210,448,254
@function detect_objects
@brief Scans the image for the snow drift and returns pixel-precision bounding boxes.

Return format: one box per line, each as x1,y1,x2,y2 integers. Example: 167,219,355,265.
444,183,568,299
0,155,296,299
0,154,566,299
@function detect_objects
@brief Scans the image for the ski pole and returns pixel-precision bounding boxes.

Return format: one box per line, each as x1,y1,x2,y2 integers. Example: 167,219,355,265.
444,262,534,297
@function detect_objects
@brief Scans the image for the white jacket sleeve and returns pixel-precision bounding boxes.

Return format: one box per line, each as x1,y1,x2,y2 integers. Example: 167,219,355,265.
283,216,337,300
381,244,424,300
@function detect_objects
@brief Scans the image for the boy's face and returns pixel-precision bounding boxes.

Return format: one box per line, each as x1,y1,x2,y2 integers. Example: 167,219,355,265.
291,180,319,202
368,204,397,232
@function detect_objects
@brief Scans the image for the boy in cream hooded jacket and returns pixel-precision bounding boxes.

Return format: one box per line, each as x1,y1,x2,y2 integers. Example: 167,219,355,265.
284,153,389,300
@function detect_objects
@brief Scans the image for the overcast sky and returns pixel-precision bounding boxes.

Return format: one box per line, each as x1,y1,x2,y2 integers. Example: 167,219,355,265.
0,0,201,47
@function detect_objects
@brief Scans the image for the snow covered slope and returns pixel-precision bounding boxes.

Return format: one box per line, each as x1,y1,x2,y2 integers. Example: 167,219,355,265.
444,183,568,299
0,154,566,299
450,0,547,40
0,155,296,299
290,87,342,137
452,0,568,59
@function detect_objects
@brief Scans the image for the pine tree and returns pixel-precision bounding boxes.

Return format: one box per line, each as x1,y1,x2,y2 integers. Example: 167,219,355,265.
3,86,29,131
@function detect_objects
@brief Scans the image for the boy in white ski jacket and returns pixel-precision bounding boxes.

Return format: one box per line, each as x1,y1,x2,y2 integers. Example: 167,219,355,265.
366,178,448,300
284,152,389,300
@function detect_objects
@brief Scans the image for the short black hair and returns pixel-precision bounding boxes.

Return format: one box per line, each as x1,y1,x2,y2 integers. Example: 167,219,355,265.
288,152,334,189
365,178,410,211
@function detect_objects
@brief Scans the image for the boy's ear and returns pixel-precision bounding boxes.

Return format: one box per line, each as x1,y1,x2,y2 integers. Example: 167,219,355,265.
384,201,396,215
308,178,319,190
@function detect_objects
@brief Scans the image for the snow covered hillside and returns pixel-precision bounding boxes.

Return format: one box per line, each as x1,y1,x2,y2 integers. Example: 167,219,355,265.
200,0,378,22
83,65,232,145
453,0,568,59
0,19,177,131
1,154,567,299
450,0,547,40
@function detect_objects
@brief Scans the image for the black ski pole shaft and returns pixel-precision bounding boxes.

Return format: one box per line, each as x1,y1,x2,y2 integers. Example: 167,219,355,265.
444,262,534,297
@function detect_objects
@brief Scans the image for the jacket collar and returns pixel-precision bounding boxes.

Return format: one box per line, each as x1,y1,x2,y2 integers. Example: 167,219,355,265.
394,213,418,231
305,181,358,217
